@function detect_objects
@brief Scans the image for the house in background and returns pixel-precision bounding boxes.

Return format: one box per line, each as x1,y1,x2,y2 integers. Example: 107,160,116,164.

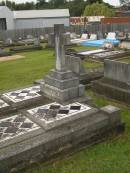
0,6,70,30
115,5,130,17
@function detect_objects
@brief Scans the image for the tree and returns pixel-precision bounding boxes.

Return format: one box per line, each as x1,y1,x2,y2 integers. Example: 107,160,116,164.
49,0,66,8
65,0,87,16
36,0,48,9
86,0,103,5
83,2,115,17
0,1,6,6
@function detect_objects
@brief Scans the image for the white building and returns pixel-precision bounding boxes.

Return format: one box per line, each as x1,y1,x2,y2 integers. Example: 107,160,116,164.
0,6,70,30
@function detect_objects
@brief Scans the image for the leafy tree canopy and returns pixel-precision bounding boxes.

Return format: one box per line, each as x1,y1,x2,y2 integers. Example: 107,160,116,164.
83,2,115,17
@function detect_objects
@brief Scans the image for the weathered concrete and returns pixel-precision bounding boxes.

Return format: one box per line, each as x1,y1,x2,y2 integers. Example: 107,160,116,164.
48,31,71,48
41,24,85,102
92,60,130,104
0,103,124,173
104,60,130,84
65,55,86,75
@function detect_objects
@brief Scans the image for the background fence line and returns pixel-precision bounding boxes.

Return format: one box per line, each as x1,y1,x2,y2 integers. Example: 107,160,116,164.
0,23,130,41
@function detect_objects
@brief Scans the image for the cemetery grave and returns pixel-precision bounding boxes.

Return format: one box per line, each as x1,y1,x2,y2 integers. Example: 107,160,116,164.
2,85,43,109
92,59,130,105
0,24,129,173
77,49,130,62
91,50,130,62
10,45,42,53
0,48,12,57
0,24,124,172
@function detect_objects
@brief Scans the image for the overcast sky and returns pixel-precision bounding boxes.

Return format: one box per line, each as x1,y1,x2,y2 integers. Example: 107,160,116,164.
1,0,121,7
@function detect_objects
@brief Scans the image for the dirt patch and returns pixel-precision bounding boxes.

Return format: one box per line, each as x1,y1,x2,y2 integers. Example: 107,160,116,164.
0,55,25,62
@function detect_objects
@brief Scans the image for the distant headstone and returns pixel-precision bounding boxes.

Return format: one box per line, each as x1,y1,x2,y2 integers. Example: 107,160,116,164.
64,33,71,45
97,32,103,40
34,38,40,46
48,33,55,47
40,35,44,40
0,48,4,53
27,35,33,39
5,38,13,45
45,34,49,40
66,55,86,75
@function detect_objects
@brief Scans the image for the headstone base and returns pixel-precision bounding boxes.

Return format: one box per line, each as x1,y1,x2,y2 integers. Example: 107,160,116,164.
40,69,86,103
92,78,130,104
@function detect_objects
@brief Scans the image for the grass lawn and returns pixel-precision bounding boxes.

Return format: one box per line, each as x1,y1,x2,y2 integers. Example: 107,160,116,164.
120,57,130,64
0,46,129,173
0,46,101,92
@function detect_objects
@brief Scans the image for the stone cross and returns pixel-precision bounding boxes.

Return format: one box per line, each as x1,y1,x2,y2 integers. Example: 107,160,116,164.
54,24,66,71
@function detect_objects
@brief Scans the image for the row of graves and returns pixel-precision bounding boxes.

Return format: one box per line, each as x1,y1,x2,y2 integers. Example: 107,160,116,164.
0,24,127,172
67,47,130,62
65,47,130,87
0,36,44,58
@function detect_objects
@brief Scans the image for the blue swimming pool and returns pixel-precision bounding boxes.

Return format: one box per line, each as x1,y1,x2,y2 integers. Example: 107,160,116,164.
81,39,120,47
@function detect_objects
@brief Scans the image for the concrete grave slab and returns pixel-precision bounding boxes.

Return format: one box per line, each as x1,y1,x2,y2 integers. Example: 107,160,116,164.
92,50,129,62
0,99,9,109
2,85,42,109
0,99,12,116
0,103,124,173
78,49,107,56
26,102,92,130
92,60,130,104
0,114,41,149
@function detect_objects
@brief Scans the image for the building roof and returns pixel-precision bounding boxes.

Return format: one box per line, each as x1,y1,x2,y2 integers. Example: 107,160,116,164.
0,6,10,11
13,9,70,19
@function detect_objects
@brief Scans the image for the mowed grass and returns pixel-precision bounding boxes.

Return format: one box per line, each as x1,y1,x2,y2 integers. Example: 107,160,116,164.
0,46,101,92
120,57,130,64
0,49,54,92
0,46,129,173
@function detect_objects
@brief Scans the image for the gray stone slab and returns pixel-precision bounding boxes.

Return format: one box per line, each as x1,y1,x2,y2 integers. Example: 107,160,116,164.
100,105,121,125
25,102,93,130
44,75,79,90
0,98,12,116
65,55,86,75
49,69,74,80
41,82,85,102
104,60,130,85
2,85,42,108
0,98,124,173
92,59,130,104
92,50,126,61
54,24,66,71
0,103,124,173
0,114,42,149
0,99,9,109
